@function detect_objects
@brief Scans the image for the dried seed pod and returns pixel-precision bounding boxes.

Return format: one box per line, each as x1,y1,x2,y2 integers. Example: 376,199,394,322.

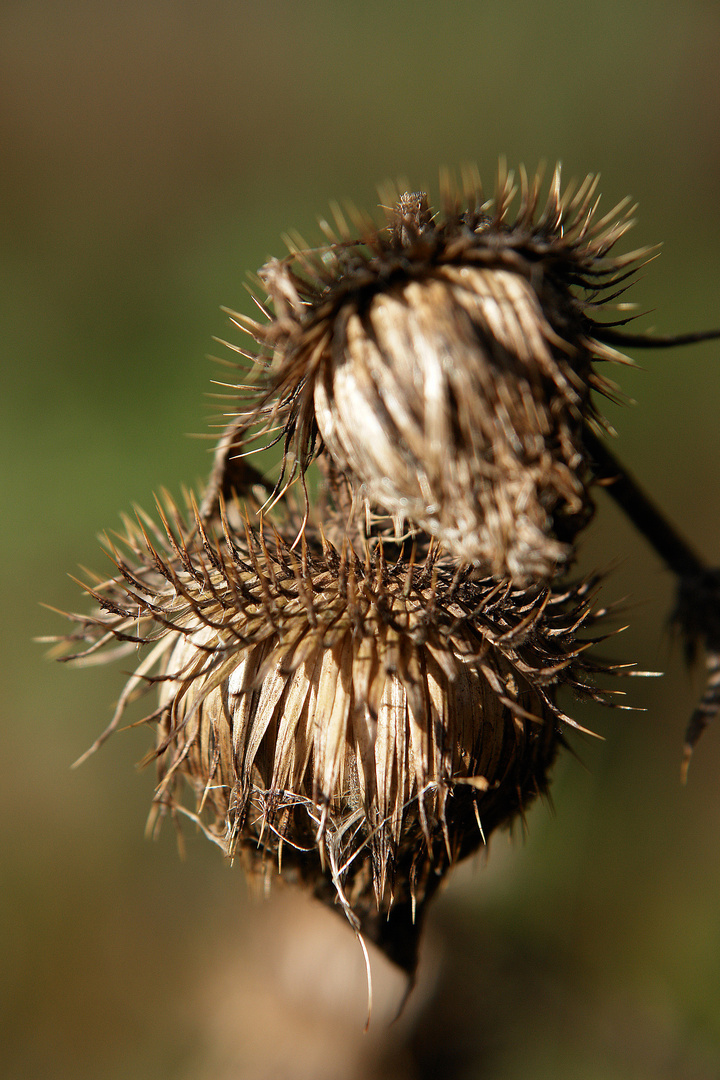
229,165,646,581
55,494,610,974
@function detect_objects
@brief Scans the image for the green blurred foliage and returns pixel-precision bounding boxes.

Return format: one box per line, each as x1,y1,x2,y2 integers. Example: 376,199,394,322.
3,2,720,1077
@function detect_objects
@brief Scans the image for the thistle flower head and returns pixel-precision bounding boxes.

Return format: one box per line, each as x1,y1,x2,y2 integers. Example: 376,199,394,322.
229,164,646,581
52,159,720,979
56,493,610,972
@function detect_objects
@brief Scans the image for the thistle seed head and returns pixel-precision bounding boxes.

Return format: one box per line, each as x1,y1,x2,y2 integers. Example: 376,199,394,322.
56,493,610,972
229,164,646,581
47,159,720,979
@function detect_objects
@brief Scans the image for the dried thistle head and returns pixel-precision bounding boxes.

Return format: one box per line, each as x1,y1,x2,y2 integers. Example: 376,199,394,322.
48,160,720,983
56,493,610,974
229,164,645,581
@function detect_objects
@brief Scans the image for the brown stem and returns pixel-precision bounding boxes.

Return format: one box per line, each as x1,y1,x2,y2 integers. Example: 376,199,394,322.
584,426,720,777
583,427,707,581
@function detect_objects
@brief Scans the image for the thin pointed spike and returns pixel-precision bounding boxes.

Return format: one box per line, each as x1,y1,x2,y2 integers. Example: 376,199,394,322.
599,327,720,349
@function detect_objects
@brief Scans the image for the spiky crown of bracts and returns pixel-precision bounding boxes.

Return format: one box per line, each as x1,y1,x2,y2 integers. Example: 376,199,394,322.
49,162,720,977
250,164,641,367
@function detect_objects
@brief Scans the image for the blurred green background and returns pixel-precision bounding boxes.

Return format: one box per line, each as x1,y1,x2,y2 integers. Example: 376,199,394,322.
3,2,720,1077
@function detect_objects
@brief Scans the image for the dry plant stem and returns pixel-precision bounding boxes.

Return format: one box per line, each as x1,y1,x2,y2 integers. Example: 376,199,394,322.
585,426,720,773
585,428,706,581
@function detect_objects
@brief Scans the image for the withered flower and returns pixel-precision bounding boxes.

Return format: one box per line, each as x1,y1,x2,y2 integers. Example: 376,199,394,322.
57,493,608,973
232,165,643,581
50,163,720,980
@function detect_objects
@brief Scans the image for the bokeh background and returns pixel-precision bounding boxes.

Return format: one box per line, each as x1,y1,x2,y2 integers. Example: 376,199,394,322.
3,2,720,1077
